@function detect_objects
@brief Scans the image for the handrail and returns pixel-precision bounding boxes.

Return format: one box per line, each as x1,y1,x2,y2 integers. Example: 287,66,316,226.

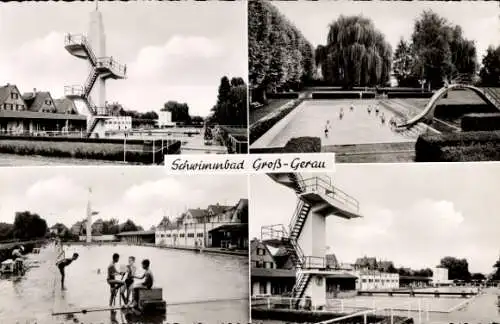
300,177,360,212
303,256,326,269
97,57,127,77
288,199,306,238
84,68,98,94
260,224,288,241
64,85,84,97
64,33,97,66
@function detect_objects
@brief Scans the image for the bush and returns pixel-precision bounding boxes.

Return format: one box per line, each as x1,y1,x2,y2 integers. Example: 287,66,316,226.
434,104,497,119
284,137,321,153
266,92,300,99
461,113,500,131
250,99,304,144
387,92,434,98
0,137,181,164
415,131,500,162
312,92,375,99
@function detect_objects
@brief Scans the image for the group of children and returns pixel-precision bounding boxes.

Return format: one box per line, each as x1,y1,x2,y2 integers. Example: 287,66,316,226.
323,103,356,138
54,241,154,309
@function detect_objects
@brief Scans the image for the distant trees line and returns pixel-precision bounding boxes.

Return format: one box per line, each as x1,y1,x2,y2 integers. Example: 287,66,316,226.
248,0,500,101
0,211,145,243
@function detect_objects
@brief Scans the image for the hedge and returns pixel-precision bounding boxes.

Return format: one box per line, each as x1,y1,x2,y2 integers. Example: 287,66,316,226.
415,131,500,162
266,92,300,99
250,99,304,144
311,92,375,99
387,92,434,99
283,137,321,153
0,137,181,164
434,104,496,119
461,113,500,131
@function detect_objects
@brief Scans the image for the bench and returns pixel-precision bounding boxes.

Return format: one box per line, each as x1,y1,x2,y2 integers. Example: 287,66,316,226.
137,288,166,313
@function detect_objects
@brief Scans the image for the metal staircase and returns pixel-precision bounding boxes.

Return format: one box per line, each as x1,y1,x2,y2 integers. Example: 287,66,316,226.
84,68,99,97
289,199,311,240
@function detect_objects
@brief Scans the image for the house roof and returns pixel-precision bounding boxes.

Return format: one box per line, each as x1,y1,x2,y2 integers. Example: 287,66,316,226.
0,84,20,105
54,98,78,114
208,223,247,233
187,208,208,218
0,110,86,121
326,273,358,279
251,268,296,278
23,91,56,112
399,276,432,281
208,204,233,215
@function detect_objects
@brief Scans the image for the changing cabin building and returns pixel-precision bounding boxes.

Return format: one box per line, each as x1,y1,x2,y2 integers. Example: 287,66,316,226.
154,199,248,250
0,84,87,135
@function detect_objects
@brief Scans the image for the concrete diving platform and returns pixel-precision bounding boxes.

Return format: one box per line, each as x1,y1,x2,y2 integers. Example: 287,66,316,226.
298,177,362,219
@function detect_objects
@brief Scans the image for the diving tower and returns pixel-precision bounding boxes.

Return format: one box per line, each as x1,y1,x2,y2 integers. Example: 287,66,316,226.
64,7,127,138
396,83,500,130
261,173,362,309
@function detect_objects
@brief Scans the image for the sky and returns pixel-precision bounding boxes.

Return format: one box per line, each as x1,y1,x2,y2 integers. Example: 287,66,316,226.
273,0,500,64
0,167,248,230
250,163,500,274
0,1,247,117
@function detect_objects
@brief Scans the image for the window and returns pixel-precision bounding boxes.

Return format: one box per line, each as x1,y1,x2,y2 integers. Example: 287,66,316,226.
256,261,263,268
45,100,52,105
179,233,185,238
11,92,18,99
259,281,267,294
187,233,194,238
5,103,12,110
166,234,171,238
196,233,203,237
257,248,265,256
362,279,367,283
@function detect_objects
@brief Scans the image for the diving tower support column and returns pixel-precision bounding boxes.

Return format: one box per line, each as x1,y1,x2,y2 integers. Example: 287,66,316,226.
87,9,106,108
86,187,93,243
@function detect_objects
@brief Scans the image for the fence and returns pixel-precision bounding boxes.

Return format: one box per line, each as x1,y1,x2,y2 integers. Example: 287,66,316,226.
253,296,431,324
299,177,360,213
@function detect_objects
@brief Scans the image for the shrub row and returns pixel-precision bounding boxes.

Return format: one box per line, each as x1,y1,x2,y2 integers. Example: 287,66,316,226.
0,135,164,145
283,137,321,153
461,113,500,131
415,131,500,162
266,92,300,99
386,92,434,99
434,104,496,119
0,138,181,164
250,99,304,144
311,92,375,99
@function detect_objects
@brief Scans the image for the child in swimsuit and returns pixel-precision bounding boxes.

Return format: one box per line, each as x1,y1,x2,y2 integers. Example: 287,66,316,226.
121,256,136,305
107,253,125,306
324,120,330,137
129,259,154,308
56,253,78,288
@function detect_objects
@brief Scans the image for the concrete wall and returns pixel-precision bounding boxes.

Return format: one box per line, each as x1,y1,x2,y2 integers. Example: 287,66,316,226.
433,267,449,285
155,222,235,248
302,274,326,308
297,211,326,258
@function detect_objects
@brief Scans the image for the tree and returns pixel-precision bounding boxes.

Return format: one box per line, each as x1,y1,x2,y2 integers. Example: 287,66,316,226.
439,257,471,281
211,76,248,127
0,222,13,241
411,10,477,89
248,0,315,102
101,219,120,235
492,256,500,281
471,273,486,281
393,39,420,87
120,219,140,233
161,101,191,124
479,45,500,86
414,268,433,277
318,15,392,88
12,211,48,240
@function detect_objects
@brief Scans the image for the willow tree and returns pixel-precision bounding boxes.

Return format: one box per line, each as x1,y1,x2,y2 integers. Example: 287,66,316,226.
317,15,392,88
248,0,316,102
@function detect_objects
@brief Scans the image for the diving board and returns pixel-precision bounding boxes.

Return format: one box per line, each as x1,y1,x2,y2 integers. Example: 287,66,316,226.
52,305,131,315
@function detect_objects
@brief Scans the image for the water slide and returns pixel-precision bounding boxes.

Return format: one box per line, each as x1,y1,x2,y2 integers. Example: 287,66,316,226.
396,84,500,129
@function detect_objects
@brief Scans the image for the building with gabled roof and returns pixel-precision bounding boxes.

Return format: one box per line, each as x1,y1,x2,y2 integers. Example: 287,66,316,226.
0,83,86,135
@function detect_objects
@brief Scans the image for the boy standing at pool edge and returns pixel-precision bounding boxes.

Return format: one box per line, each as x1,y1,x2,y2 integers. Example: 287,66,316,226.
128,259,154,308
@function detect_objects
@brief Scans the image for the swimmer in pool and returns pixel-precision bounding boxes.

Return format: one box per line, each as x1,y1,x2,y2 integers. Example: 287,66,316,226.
324,120,331,137
339,108,344,120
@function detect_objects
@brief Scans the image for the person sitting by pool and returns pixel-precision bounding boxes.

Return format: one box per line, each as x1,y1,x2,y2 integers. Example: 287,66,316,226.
120,256,136,305
107,253,125,306
56,253,79,289
128,259,154,308
12,246,25,272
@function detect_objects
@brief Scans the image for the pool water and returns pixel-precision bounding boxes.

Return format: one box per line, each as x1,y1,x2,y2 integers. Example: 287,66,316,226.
0,243,249,324
266,100,417,147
